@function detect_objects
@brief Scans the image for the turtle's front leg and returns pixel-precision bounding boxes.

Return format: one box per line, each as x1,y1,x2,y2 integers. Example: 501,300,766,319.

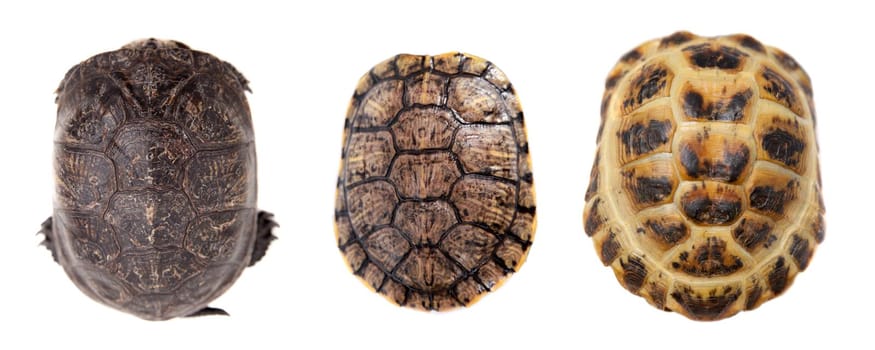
39,216,59,263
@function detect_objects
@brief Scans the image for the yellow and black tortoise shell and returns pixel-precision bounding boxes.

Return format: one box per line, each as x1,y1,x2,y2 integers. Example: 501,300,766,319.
585,32,823,321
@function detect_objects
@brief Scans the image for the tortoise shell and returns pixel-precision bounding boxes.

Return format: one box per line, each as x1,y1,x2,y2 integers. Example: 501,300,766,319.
44,39,275,320
335,53,536,311
584,32,824,321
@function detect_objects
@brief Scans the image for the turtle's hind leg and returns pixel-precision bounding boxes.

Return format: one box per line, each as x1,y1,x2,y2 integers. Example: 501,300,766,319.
39,216,59,263
249,211,277,266
186,306,230,318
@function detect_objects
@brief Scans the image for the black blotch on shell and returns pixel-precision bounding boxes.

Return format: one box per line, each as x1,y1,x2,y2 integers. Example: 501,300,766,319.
620,119,672,158
672,237,743,277
761,129,805,167
584,198,605,237
789,234,812,270
620,256,648,293
761,67,798,111
736,35,766,53
645,219,688,245
621,49,642,63
660,32,695,48
750,182,797,215
745,284,763,310
599,231,621,266
733,218,774,251
631,176,674,205
671,286,741,321
686,45,747,70
768,257,790,294
683,90,752,122
681,191,742,225
679,141,750,183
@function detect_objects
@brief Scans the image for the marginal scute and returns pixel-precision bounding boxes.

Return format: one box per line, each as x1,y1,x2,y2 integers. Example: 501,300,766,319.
671,284,742,321
597,230,621,265
620,255,648,292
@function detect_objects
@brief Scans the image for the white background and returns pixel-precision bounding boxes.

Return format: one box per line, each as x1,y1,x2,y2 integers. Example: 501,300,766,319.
2,1,871,349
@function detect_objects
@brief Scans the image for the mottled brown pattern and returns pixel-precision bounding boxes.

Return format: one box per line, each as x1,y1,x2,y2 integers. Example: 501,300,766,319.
586,33,823,321
448,76,509,123
345,131,396,184
451,176,516,232
453,125,518,180
392,107,457,150
337,53,534,311
389,153,459,198
441,225,499,270
49,39,267,320
355,80,404,127
364,228,409,271
393,201,457,245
